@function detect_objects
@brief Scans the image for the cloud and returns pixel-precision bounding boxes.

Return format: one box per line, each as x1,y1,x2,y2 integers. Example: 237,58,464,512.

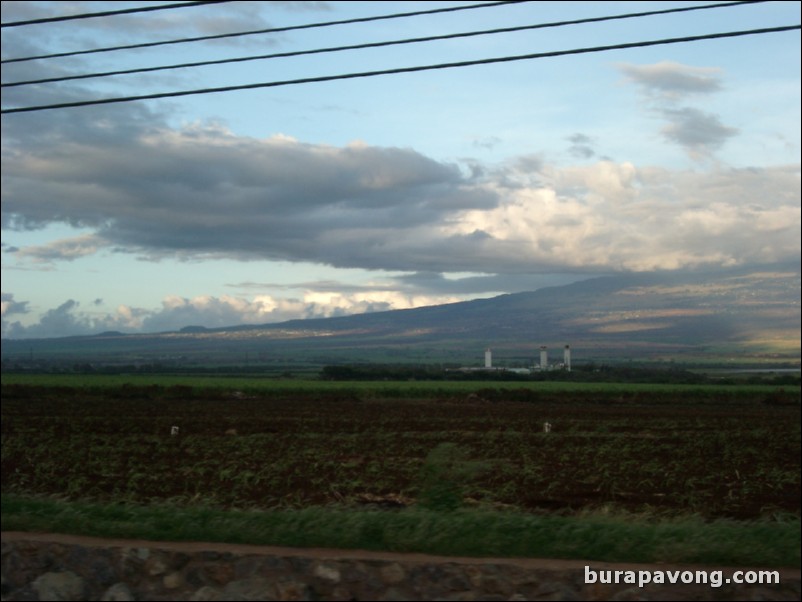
449,161,800,272
0,1,331,60
2,119,496,268
617,61,723,100
3,290,462,338
658,108,739,159
271,2,333,12
2,292,148,339
3,110,799,276
617,61,738,160
472,136,502,150
389,272,591,296
2,299,83,339
1,296,152,338
231,271,591,297
567,133,596,159
12,234,107,263
1,293,29,317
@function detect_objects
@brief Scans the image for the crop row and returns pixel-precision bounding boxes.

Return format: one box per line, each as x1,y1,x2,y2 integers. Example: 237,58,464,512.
2,389,799,519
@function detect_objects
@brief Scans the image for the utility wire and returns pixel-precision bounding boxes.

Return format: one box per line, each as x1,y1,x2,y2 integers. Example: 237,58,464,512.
1,0,771,88
1,1,530,64
2,25,798,115
0,1,232,28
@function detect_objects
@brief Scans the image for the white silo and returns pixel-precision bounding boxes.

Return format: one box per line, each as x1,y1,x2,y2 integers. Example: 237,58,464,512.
540,346,548,370
564,345,571,372
485,348,492,368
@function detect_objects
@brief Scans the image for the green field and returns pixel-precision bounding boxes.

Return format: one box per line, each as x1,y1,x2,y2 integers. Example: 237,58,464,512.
2,372,795,398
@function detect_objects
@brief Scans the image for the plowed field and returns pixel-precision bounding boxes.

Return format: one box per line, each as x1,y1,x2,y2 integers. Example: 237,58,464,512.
2,384,799,519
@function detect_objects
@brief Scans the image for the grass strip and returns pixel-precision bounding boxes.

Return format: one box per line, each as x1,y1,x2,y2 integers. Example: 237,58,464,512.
4,374,797,399
2,494,799,567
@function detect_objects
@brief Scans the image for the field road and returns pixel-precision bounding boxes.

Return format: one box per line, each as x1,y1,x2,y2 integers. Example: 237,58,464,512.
2,531,800,601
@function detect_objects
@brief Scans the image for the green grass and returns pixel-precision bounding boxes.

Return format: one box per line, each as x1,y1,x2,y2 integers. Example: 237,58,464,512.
2,494,798,567
2,373,793,399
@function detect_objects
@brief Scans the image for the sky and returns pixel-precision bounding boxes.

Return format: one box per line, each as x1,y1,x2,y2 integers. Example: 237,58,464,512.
1,0,800,339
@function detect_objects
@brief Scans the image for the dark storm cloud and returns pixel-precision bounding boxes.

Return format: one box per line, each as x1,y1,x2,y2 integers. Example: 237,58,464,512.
2,111,498,270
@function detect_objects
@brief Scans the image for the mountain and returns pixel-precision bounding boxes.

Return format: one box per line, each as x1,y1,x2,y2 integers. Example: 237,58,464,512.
3,265,800,369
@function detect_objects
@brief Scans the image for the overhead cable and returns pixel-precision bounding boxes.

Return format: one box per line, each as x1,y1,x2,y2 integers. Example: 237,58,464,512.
1,0,772,88
0,1,232,28
1,1,531,64
2,24,798,115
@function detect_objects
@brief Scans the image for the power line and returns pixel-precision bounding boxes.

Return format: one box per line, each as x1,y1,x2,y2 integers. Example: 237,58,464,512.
1,1,530,64
0,1,232,28
2,25,797,115
1,1,771,89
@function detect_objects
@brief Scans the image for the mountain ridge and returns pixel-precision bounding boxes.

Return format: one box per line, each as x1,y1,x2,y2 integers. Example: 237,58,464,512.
2,264,800,367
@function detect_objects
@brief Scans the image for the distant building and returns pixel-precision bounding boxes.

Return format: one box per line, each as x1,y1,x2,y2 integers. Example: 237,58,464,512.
452,345,572,375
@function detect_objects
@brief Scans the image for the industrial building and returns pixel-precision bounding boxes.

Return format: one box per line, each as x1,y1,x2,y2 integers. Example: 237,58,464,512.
455,345,573,374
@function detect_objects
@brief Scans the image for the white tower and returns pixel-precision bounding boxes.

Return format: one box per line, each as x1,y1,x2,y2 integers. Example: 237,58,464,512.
564,345,571,372
540,346,548,370
485,348,492,368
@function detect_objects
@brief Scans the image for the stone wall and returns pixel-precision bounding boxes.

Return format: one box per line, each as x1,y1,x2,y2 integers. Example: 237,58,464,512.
2,532,800,601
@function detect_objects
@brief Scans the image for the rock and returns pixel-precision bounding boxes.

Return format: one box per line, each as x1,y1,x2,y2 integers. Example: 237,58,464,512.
222,577,277,601
88,554,119,587
145,555,169,577
380,563,407,585
312,562,341,583
204,562,235,586
274,579,316,601
32,571,85,601
163,571,184,589
464,565,511,595
101,582,136,601
379,588,415,602
190,585,223,601
609,586,648,601
532,583,583,601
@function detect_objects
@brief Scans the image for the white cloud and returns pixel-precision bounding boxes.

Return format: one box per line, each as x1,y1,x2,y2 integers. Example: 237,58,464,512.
448,162,800,272
3,289,464,338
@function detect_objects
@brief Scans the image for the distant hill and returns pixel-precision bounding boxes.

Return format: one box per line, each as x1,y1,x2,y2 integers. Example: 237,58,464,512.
2,264,800,369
